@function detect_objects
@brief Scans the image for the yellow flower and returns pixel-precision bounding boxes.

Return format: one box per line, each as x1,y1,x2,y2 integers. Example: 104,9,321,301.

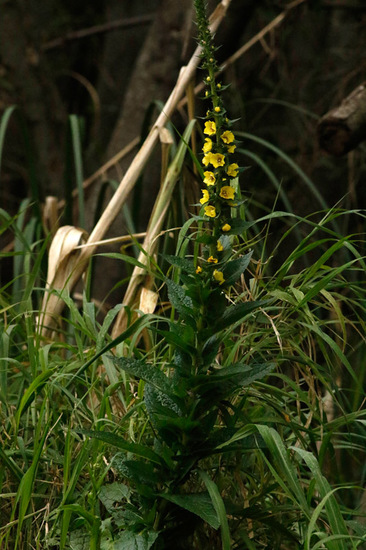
200,189,209,204
208,256,218,264
222,223,231,232
217,240,223,252
206,76,211,82
209,153,225,168
202,152,213,166
217,83,222,89
227,144,236,154
221,130,235,144
214,106,221,112
227,163,239,177
196,266,202,274
213,269,225,284
219,186,235,200
203,171,216,186
204,120,216,135
202,138,213,153
204,205,216,218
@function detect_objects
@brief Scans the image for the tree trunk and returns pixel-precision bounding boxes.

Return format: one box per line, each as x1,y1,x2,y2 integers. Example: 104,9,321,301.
0,0,66,196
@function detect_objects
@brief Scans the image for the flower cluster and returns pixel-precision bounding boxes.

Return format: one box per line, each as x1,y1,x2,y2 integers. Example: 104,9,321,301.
194,2,242,286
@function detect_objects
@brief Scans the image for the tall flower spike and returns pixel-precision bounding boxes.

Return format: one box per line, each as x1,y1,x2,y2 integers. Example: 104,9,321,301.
195,0,242,277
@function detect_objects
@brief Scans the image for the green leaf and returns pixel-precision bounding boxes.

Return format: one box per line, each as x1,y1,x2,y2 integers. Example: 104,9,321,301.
166,279,196,327
161,493,220,529
67,314,153,387
163,255,196,274
223,218,255,235
255,425,311,516
80,430,163,465
144,384,182,419
293,447,349,550
112,530,159,550
196,362,275,399
117,460,161,487
223,251,253,285
156,329,196,355
15,368,55,429
112,356,171,394
0,442,23,481
199,471,231,550
98,482,130,513
69,528,91,550
214,300,269,331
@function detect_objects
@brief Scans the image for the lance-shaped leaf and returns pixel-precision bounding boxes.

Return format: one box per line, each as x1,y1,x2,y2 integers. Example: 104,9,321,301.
160,493,220,529
166,279,196,328
214,299,271,331
112,356,171,394
223,250,253,285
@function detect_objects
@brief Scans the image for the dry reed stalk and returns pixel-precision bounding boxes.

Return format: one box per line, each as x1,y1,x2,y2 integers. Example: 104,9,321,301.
111,125,183,337
39,0,231,337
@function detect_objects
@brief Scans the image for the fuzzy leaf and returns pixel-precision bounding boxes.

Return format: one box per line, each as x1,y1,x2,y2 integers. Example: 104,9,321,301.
196,362,275,399
117,460,160,486
112,530,159,550
166,279,196,327
163,255,196,274
112,356,171,394
223,251,253,285
69,528,91,550
98,482,129,513
144,384,182,418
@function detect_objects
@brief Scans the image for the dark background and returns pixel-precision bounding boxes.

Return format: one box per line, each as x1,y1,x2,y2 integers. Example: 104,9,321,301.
1,0,365,295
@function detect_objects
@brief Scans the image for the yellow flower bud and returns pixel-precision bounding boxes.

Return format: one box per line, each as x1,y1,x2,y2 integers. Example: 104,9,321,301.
222,223,231,232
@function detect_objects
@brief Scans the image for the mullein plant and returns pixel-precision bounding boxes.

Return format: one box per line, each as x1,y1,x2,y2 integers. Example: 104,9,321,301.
86,2,273,549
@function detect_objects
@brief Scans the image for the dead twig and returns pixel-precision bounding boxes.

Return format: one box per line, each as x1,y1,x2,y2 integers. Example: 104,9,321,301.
42,14,154,51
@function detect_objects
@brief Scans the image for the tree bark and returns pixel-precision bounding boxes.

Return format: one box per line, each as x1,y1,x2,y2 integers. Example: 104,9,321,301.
0,0,66,194
318,82,366,156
